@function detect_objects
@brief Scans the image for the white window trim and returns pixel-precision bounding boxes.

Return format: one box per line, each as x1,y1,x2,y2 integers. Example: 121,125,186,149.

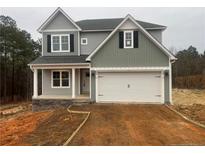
51,70,71,88
81,38,88,45
51,34,70,52
124,31,134,48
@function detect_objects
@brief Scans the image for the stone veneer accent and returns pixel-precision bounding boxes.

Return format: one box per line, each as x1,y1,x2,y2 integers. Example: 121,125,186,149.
32,99,91,111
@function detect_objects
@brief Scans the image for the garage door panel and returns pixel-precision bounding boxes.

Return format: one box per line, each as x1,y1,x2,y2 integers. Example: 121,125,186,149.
97,72,162,103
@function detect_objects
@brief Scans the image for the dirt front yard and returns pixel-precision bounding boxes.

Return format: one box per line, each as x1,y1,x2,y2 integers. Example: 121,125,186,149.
69,104,205,146
172,89,205,125
1,89,205,146
0,105,86,145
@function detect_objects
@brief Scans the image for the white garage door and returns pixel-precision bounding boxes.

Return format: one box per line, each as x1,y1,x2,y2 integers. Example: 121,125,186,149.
97,72,162,103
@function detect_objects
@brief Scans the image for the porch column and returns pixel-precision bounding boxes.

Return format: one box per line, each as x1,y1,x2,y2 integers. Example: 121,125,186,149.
72,68,76,98
33,68,38,98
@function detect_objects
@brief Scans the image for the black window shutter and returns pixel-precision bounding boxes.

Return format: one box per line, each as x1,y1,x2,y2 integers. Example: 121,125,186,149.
119,31,124,48
70,34,74,52
134,31,139,48
47,35,51,52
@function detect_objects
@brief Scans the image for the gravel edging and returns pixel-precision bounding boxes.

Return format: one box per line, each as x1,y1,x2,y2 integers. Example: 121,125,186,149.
165,104,205,129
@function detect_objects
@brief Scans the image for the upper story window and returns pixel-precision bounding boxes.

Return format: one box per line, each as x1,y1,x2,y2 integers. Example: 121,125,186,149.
124,31,133,48
51,34,70,52
81,38,88,45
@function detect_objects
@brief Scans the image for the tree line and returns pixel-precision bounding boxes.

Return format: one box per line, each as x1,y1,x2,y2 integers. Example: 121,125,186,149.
0,15,204,103
173,46,205,89
0,15,41,103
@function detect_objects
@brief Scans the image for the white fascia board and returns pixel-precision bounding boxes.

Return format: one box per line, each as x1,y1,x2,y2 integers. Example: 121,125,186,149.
37,7,81,33
86,14,176,61
30,65,90,70
28,63,90,70
91,67,169,72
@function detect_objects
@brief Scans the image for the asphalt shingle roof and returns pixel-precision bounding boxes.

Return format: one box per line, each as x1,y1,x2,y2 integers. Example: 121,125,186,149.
76,18,166,30
29,55,88,65
30,18,168,65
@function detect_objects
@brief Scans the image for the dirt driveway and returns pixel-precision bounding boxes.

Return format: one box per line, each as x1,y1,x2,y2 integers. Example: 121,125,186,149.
69,104,205,146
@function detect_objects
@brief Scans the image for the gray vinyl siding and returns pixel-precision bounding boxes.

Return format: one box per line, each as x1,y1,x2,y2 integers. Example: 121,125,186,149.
42,69,80,97
164,73,170,103
42,69,72,96
91,70,96,101
148,30,162,43
42,11,77,30
80,32,110,55
91,31,169,67
42,31,78,56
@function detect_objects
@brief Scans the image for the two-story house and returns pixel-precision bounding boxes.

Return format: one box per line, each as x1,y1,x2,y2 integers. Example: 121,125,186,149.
29,7,176,108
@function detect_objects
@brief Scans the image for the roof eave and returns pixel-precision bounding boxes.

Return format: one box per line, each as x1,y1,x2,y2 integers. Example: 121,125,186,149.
81,27,166,32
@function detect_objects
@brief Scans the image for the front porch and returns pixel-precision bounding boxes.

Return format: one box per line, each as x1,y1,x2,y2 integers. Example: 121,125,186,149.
30,63,91,101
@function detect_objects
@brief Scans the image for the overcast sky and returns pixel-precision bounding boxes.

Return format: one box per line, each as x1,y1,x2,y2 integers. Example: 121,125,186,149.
1,7,205,53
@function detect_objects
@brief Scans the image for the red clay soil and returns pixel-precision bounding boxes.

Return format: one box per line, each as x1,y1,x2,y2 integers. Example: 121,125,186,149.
0,102,32,120
0,111,53,145
22,109,86,145
0,108,86,146
0,108,87,146
69,104,205,146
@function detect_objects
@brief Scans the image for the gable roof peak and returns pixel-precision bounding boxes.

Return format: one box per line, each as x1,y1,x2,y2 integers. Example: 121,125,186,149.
86,13,176,61
126,13,132,17
37,7,81,32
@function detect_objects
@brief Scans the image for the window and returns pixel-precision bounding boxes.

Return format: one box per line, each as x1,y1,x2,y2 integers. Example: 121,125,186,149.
51,35,70,52
52,71,60,87
61,36,69,51
52,36,60,51
81,38,87,45
62,71,69,87
52,71,70,88
124,31,133,48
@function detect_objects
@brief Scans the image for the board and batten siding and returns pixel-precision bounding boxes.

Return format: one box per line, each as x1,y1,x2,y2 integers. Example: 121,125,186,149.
42,31,79,56
91,31,169,67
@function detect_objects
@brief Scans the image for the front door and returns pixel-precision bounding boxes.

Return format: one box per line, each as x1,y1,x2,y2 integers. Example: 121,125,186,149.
81,69,90,94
